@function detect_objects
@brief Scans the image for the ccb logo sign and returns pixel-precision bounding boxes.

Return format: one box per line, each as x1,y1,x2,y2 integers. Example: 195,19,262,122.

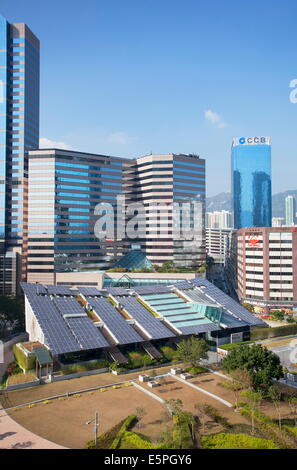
239,137,267,145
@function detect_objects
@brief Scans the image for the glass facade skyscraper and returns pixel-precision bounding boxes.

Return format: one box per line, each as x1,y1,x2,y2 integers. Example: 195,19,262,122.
231,137,272,229
0,14,40,282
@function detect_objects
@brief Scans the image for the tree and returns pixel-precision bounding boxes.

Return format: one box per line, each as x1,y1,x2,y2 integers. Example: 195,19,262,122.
269,385,282,430
221,369,245,409
175,336,208,367
221,344,284,392
288,397,297,427
0,295,24,339
229,368,253,390
241,389,263,434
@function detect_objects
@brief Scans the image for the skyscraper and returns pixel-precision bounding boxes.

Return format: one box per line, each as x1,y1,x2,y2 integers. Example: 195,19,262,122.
231,137,272,229
0,14,40,288
125,154,205,267
285,195,296,226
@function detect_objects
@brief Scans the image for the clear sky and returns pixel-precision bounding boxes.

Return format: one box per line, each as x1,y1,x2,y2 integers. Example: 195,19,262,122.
2,0,297,196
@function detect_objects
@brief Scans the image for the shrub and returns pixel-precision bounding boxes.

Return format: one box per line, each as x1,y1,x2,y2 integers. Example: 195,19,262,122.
219,341,253,351
250,324,297,341
110,415,138,449
186,365,208,376
119,431,153,449
240,403,297,448
202,404,231,428
171,412,195,449
60,359,109,375
201,433,278,449
160,346,177,362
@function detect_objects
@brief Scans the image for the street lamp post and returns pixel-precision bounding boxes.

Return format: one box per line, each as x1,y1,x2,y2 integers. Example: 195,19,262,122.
86,412,99,447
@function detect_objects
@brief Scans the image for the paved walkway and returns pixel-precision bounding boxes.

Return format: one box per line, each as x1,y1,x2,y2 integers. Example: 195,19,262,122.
0,405,65,449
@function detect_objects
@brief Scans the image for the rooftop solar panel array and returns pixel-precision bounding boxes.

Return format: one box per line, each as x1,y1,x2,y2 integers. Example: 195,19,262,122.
115,296,176,340
173,281,194,290
107,287,130,296
78,286,104,297
133,285,171,295
53,296,86,315
64,317,110,349
21,289,81,355
194,281,265,326
21,282,47,295
46,285,74,296
87,297,144,344
179,323,221,335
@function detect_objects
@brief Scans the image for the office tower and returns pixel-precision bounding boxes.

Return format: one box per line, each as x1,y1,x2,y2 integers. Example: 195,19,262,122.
234,227,297,313
231,137,272,229
206,210,233,229
26,149,127,284
285,195,296,226
0,14,40,291
124,154,206,267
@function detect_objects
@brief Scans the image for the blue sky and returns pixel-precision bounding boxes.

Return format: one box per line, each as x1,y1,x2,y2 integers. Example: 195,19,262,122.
2,0,297,196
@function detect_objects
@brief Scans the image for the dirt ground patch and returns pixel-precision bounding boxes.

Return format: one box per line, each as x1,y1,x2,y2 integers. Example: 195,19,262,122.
8,385,165,449
0,364,176,409
141,375,249,432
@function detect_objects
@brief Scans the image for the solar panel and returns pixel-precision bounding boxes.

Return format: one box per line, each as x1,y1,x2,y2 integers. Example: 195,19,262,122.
106,287,130,296
174,281,194,290
115,296,176,340
64,317,110,349
78,286,104,297
46,285,74,296
21,282,47,295
53,296,86,315
87,297,144,344
179,323,221,335
22,290,81,355
134,285,172,295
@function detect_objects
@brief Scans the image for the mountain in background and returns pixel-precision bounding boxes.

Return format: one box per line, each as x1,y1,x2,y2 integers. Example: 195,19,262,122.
206,191,297,219
206,192,231,212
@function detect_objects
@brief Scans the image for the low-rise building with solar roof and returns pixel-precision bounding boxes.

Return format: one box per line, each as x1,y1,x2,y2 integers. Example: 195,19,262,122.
20,278,266,367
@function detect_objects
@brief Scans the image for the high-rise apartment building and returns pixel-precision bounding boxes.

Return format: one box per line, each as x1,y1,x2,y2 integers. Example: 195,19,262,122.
206,210,233,229
285,195,296,226
234,227,297,312
231,137,272,229
0,14,40,291
206,228,231,264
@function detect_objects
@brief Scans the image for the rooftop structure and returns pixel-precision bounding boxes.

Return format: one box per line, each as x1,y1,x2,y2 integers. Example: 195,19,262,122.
21,278,266,358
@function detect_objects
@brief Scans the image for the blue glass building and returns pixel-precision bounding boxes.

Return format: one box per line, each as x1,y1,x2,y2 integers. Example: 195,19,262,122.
0,14,40,253
231,137,272,229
